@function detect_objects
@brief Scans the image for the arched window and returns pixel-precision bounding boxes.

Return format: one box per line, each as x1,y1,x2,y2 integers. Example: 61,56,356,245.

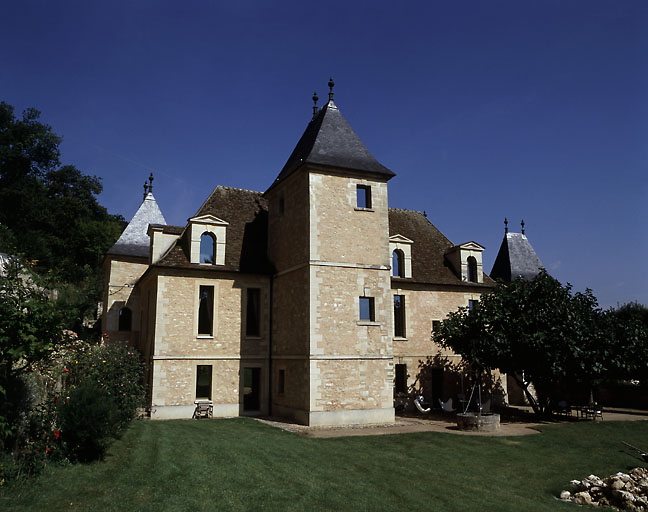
200,232,216,264
467,256,478,283
392,250,405,278
118,307,132,331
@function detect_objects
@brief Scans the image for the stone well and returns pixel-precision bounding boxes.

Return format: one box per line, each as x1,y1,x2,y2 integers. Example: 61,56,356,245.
456,412,500,432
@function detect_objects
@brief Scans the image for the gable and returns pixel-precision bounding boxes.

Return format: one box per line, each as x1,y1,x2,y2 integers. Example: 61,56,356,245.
188,214,229,226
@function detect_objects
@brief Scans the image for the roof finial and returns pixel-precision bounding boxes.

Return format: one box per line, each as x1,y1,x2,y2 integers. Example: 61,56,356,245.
143,181,148,200
521,219,525,235
423,210,427,218
148,173,154,194
312,91,319,119
328,77,335,103
504,217,509,234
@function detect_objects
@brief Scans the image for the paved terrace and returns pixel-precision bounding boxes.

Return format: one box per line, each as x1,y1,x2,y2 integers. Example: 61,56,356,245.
255,407,648,438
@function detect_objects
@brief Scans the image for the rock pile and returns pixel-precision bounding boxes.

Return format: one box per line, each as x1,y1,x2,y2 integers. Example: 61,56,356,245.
560,468,648,510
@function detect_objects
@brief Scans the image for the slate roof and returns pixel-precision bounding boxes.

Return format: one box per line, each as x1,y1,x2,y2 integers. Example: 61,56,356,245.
155,186,273,274
490,232,543,282
268,100,395,192
107,193,167,258
388,209,495,288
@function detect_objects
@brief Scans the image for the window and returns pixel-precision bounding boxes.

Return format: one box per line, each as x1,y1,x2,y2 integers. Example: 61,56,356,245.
394,295,406,337
200,232,216,264
246,288,261,337
468,299,477,311
196,365,212,399
359,297,375,322
467,256,477,282
118,307,132,331
278,369,285,395
392,249,405,278
356,185,372,209
432,320,441,332
395,364,407,393
198,285,214,336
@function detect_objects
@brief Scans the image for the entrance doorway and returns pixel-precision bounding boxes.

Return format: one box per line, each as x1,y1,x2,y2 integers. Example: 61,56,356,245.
431,367,444,406
243,367,261,412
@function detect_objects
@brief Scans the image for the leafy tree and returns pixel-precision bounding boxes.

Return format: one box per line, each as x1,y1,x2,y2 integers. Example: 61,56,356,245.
0,259,68,445
434,270,608,416
0,101,124,285
605,302,648,383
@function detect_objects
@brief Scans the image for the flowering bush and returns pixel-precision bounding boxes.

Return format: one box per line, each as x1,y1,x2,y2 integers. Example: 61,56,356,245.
64,341,145,432
57,381,119,462
0,394,66,483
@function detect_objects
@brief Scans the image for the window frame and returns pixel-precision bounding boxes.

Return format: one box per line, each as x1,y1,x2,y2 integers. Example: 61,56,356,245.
278,369,285,396
467,256,478,283
118,306,132,332
196,364,213,400
197,285,215,337
392,249,405,278
393,294,406,338
356,185,372,210
245,287,261,338
199,232,216,265
394,363,408,394
359,296,375,322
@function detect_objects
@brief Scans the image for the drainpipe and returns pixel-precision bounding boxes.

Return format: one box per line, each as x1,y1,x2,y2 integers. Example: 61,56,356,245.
267,275,273,416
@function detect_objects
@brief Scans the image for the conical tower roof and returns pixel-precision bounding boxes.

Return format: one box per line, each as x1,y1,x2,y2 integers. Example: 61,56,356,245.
107,192,167,258
490,229,543,282
268,96,394,192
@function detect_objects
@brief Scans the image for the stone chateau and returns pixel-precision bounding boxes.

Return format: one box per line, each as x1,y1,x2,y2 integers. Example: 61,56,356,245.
102,81,501,425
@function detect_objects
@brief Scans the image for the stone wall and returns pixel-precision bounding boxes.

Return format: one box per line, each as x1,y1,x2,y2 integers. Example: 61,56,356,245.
146,269,270,419
102,256,149,344
266,170,310,273
309,172,390,265
305,170,394,424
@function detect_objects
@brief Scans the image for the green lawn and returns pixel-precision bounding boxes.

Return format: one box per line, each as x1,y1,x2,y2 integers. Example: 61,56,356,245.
2,418,647,511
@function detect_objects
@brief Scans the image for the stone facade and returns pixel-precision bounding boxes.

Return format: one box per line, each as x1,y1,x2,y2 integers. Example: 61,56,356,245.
103,91,497,425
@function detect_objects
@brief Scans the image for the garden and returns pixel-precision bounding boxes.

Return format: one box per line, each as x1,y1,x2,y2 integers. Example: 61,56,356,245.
1,417,648,511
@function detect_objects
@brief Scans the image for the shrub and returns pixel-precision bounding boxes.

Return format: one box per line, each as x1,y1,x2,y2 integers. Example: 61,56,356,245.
65,341,145,431
58,381,120,462
0,393,66,483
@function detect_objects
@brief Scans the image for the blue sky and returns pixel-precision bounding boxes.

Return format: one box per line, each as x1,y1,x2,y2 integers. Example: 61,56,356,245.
2,1,646,308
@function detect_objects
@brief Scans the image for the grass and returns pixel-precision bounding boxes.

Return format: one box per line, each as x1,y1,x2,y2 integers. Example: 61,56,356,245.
1,418,648,511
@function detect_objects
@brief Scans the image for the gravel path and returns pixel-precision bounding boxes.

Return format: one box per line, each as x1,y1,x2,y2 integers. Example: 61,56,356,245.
255,408,648,439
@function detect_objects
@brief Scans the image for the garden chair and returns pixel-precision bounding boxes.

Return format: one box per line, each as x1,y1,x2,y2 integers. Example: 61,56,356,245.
439,398,455,412
583,403,603,421
193,399,213,419
414,395,431,413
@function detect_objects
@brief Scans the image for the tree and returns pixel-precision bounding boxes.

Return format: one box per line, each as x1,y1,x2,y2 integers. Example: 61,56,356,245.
0,259,68,444
0,101,124,284
605,302,648,383
434,270,608,416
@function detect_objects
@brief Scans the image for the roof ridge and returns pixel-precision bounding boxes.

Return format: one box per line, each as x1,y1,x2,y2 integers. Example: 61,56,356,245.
215,185,263,195
389,207,424,214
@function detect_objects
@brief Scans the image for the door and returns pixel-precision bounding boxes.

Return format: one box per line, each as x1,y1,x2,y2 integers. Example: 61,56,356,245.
243,367,261,412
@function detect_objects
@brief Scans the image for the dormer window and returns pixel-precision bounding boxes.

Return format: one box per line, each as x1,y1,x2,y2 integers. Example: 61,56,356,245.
444,242,485,284
188,214,229,265
200,232,216,264
392,249,405,278
389,235,413,278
